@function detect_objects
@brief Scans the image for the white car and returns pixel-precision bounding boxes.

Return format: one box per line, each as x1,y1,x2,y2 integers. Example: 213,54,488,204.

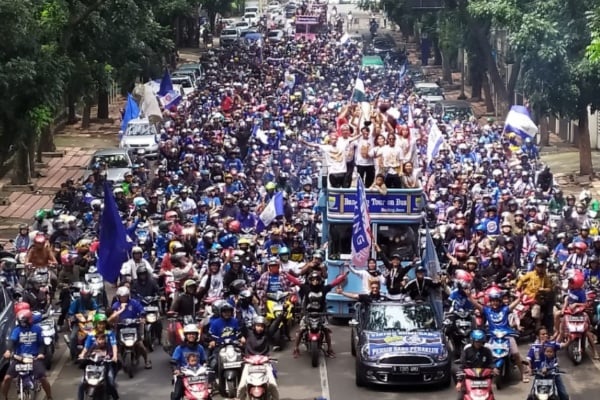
414,82,445,103
267,30,285,43
220,28,240,47
170,76,195,96
234,21,251,32
119,118,159,159
243,13,258,26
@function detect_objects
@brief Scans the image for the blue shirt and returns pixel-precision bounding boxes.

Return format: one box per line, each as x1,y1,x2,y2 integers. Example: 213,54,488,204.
171,344,206,367
84,330,117,350
483,305,511,330
266,274,282,293
208,317,241,344
449,288,473,311
527,341,561,363
10,325,44,356
111,298,145,321
566,288,586,305
68,298,99,316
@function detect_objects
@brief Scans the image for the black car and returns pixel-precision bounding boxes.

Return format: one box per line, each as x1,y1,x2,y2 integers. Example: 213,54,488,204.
0,277,16,378
368,36,396,55
350,301,451,387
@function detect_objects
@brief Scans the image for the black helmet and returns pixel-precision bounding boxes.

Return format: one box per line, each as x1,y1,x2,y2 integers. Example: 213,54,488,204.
229,279,246,295
209,257,221,266
158,221,170,233
220,303,234,316
136,266,148,277
308,271,322,285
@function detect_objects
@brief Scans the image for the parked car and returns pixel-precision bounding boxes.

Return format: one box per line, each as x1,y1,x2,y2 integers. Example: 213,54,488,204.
350,301,451,387
434,100,475,120
119,118,159,159
243,12,259,26
85,149,133,183
0,279,16,378
220,28,240,47
177,63,204,83
170,75,195,96
414,82,445,103
172,69,199,88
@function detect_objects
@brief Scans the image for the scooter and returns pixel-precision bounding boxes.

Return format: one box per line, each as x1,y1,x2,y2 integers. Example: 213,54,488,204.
527,369,564,400
462,367,495,400
242,354,279,400
80,351,113,400
84,266,107,307
32,309,57,370
264,291,294,349
217,338,243,398
141,295,161,351
117,318,140,378
488,328,516,390
564,304,589,365
443,309,473,358
177,364,213,400
13,354,41,400
64,310,96,360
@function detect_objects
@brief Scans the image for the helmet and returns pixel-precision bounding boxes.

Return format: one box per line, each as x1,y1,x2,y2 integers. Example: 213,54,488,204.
488,289,503,300
34,233,46,244
93,313,107,325
158,221,171,233
34,209,46,219
183,279,197,291
132,246,143,255
278,246,290,256
454,270,473,289
14,302,31,316
220,303,234,316
209,257,221,266
230,255,242,264
183,324,199,336
169,241,184,254
265,182,276,191
470,329,486,342
136,266,148,277
212,299,229,316
17,310,33,326
228,220,241,233
308,271,322,285
569,271,585,289
116,286,130,297
253,316,266,326
79,284,91,297
574,242,588,251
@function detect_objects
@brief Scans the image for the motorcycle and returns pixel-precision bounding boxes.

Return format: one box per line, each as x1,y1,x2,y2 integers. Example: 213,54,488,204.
13,354,41,400
141,295,162,351
242,354,278,400
488,328,516,390
84,266,107,307
64,310,96,360
461,367,494,400
443,309,473,358
117,318,140,378
563,304,589,365
217,338,243,398
32,309,56,370
175,364,213,400
527,369,564,400
302,312,326,368
164,313,198,356
264,291,294,349
80,351,113,400
511,293,537,340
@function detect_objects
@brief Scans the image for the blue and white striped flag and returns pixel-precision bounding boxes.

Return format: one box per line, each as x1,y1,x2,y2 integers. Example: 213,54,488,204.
504,105,538,140
426,118,444,165
351,177,372,268
256,191,284,233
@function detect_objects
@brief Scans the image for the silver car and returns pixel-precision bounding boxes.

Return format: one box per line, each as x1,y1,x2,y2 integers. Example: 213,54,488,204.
85,149,133,183
119,118,160,158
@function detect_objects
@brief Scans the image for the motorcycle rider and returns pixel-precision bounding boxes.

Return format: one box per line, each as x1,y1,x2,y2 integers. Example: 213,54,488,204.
1,310,53,400
455,330,496,400
108,286,152,369
170,324,207,400
208,303,245,370
25,233,58,287
237,316,279,400
14,224,31,252
468,288,529,383
170,279,200,317
527,342,569,400
67,285,99,360
120,246,153,283
516,258,554,333
77,314,119,400
289,270,348,358
131,265,160,298
403,265,442,301
256,258,294,303
223,256,250,289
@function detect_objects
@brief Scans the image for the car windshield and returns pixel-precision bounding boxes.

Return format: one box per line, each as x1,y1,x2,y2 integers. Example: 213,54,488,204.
443,105,474,120
172,78,192,88
125,123,157,137
223,30,238,36
268,31,280,37
366,303,437,331
90,154,131,169
419,86,443,96
374,39,393,48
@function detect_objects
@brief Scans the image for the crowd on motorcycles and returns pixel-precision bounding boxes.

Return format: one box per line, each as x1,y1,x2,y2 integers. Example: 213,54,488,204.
0,3,598,400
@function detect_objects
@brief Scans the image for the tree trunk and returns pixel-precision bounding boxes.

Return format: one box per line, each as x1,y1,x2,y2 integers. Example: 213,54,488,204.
12,144,30,185
81,101,92,129
174,16,181,47
432,37,442,66
67,93,77,124
482,73,495,113
539,115,549,147
97,89,109,119
470,65,483,100
578,107,593,176
441,48,453,84
37,124,56,162
28,134,36,178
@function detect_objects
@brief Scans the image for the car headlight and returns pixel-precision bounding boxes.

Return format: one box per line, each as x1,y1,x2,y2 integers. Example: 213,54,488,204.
436,347,448,362
360,344,375,361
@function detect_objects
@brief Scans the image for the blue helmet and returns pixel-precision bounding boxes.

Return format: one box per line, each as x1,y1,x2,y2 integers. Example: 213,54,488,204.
278,247,290,256
470,330,486,342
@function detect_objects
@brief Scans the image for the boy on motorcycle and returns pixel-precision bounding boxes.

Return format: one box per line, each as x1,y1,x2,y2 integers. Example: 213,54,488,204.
1,310,53,400
67,285,99,360
455,330,496,400
528,343,569,400
237,316,279,400
171,325,207,400
77,332,119,400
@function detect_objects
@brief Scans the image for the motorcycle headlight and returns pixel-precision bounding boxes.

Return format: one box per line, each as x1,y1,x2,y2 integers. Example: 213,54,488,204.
146,314,157,323
537,395,549,400
86,378,100,386
43,337,52,345
225,347,238,362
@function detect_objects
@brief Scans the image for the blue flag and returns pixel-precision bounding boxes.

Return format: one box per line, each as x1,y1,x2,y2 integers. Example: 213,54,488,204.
98,181,131,283
351,177,372,268
158,69,173,96
422,226,443,324
256,192,284,233
120,94,140,133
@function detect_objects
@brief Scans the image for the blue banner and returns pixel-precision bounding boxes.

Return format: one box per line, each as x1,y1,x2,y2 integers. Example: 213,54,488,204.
327,192,423,215
351,177,371,268
366,332,443,357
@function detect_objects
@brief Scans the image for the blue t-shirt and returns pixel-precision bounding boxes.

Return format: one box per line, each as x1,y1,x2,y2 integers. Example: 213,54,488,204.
10,325,44,356
171,344,207,367
68,298,99,316
566,288,586,305
266,274,282,293
208,317,241,344
483,305,511,330
449,288,473,311
111,299,145,321
84,329,117,350
527,341,561,363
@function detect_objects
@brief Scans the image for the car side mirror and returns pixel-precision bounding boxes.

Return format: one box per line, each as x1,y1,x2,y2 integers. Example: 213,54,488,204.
349,319,358,327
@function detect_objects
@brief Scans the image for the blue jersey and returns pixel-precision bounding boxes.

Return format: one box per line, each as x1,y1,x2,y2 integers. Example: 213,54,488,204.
209,317,241,344
84,329,117,350
483,305,510,330
566,288,586,305
171,344,206,367
68,298,99,316
527,341,561,363
10,325,44,356
266,274,283,293
112,298,145,321
449,288,473,311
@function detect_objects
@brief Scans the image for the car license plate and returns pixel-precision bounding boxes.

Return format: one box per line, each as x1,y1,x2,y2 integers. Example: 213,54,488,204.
15,363,32,372
393,366,419,374
223,361,242,369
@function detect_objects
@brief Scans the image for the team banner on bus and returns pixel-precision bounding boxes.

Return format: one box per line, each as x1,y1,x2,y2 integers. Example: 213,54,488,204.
295,16,319,24
351,177,372,268
327,191,423,216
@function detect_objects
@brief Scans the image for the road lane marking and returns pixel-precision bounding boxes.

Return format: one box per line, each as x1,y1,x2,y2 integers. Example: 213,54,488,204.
319,356,331,400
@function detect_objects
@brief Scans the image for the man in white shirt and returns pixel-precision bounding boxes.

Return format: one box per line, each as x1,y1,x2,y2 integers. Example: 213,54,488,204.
337,123,359,188
300,134,346,188
354,125,376,187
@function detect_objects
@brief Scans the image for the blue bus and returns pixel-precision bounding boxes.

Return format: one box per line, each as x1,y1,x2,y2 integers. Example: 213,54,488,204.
322,186,425,318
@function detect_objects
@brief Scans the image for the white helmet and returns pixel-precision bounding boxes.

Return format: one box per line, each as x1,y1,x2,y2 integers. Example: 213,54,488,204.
183,324,199,335
116,286,130,297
